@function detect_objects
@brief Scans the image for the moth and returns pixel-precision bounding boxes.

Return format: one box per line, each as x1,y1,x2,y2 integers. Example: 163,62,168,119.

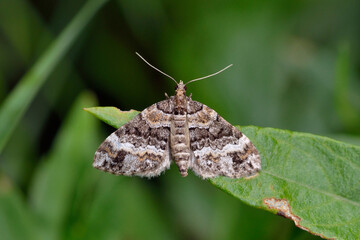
93,53,261,179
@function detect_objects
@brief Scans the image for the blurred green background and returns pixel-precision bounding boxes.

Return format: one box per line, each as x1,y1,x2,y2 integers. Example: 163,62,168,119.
0,0,359,239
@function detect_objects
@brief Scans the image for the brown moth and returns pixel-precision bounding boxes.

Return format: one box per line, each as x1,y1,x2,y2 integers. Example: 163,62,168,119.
93,53,261,179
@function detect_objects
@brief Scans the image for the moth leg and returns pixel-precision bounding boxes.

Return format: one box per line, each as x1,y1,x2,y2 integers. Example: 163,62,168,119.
165,93,170,99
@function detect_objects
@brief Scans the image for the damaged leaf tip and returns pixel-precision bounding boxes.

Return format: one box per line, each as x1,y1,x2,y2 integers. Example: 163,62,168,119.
263,198,334,239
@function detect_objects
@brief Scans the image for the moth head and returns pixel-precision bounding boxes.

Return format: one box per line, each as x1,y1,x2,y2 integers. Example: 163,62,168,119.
174,80,187,96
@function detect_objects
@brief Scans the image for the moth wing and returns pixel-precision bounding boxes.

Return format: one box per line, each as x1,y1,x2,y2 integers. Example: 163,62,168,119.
187,99,261,179
93,99,173,178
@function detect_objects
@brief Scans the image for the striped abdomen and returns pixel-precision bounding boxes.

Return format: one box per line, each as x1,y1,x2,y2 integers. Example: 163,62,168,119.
170,114,190,176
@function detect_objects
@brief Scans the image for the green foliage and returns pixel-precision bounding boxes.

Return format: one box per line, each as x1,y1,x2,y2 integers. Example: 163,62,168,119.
0,176,39,240
0,92,99,240
85,107,360,239
30,92,100,239
84,107,139,129
0,0,109,153
212,127,360,239
334,44,360,133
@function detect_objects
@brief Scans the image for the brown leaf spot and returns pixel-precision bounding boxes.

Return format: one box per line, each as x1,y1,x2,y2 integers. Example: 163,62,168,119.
264,198,301,224
263,198,335,239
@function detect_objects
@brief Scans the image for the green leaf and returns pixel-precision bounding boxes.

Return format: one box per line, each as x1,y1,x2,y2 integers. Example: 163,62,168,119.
29,92,100,240
86,106,360,239
0,175,39,240
0,0,109,153
83,107,139,129
211,127,360,240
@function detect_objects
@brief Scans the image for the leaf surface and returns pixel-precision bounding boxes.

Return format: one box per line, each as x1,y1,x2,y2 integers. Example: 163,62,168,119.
86,106,360,239
212,126,360,240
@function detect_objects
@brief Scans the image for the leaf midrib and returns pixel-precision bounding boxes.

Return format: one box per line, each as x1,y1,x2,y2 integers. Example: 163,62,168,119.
262,170,360,207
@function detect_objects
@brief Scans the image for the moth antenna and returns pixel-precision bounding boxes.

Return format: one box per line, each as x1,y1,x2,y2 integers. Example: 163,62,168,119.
185,64,233,85
135,52,178,85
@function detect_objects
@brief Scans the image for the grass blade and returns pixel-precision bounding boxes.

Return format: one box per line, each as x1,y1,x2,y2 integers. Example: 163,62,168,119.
29,92,99,239
0,0,109,152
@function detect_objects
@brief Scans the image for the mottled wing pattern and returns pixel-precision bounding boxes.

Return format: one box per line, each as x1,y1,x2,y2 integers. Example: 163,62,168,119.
93,99,173,178
187,99,261,179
